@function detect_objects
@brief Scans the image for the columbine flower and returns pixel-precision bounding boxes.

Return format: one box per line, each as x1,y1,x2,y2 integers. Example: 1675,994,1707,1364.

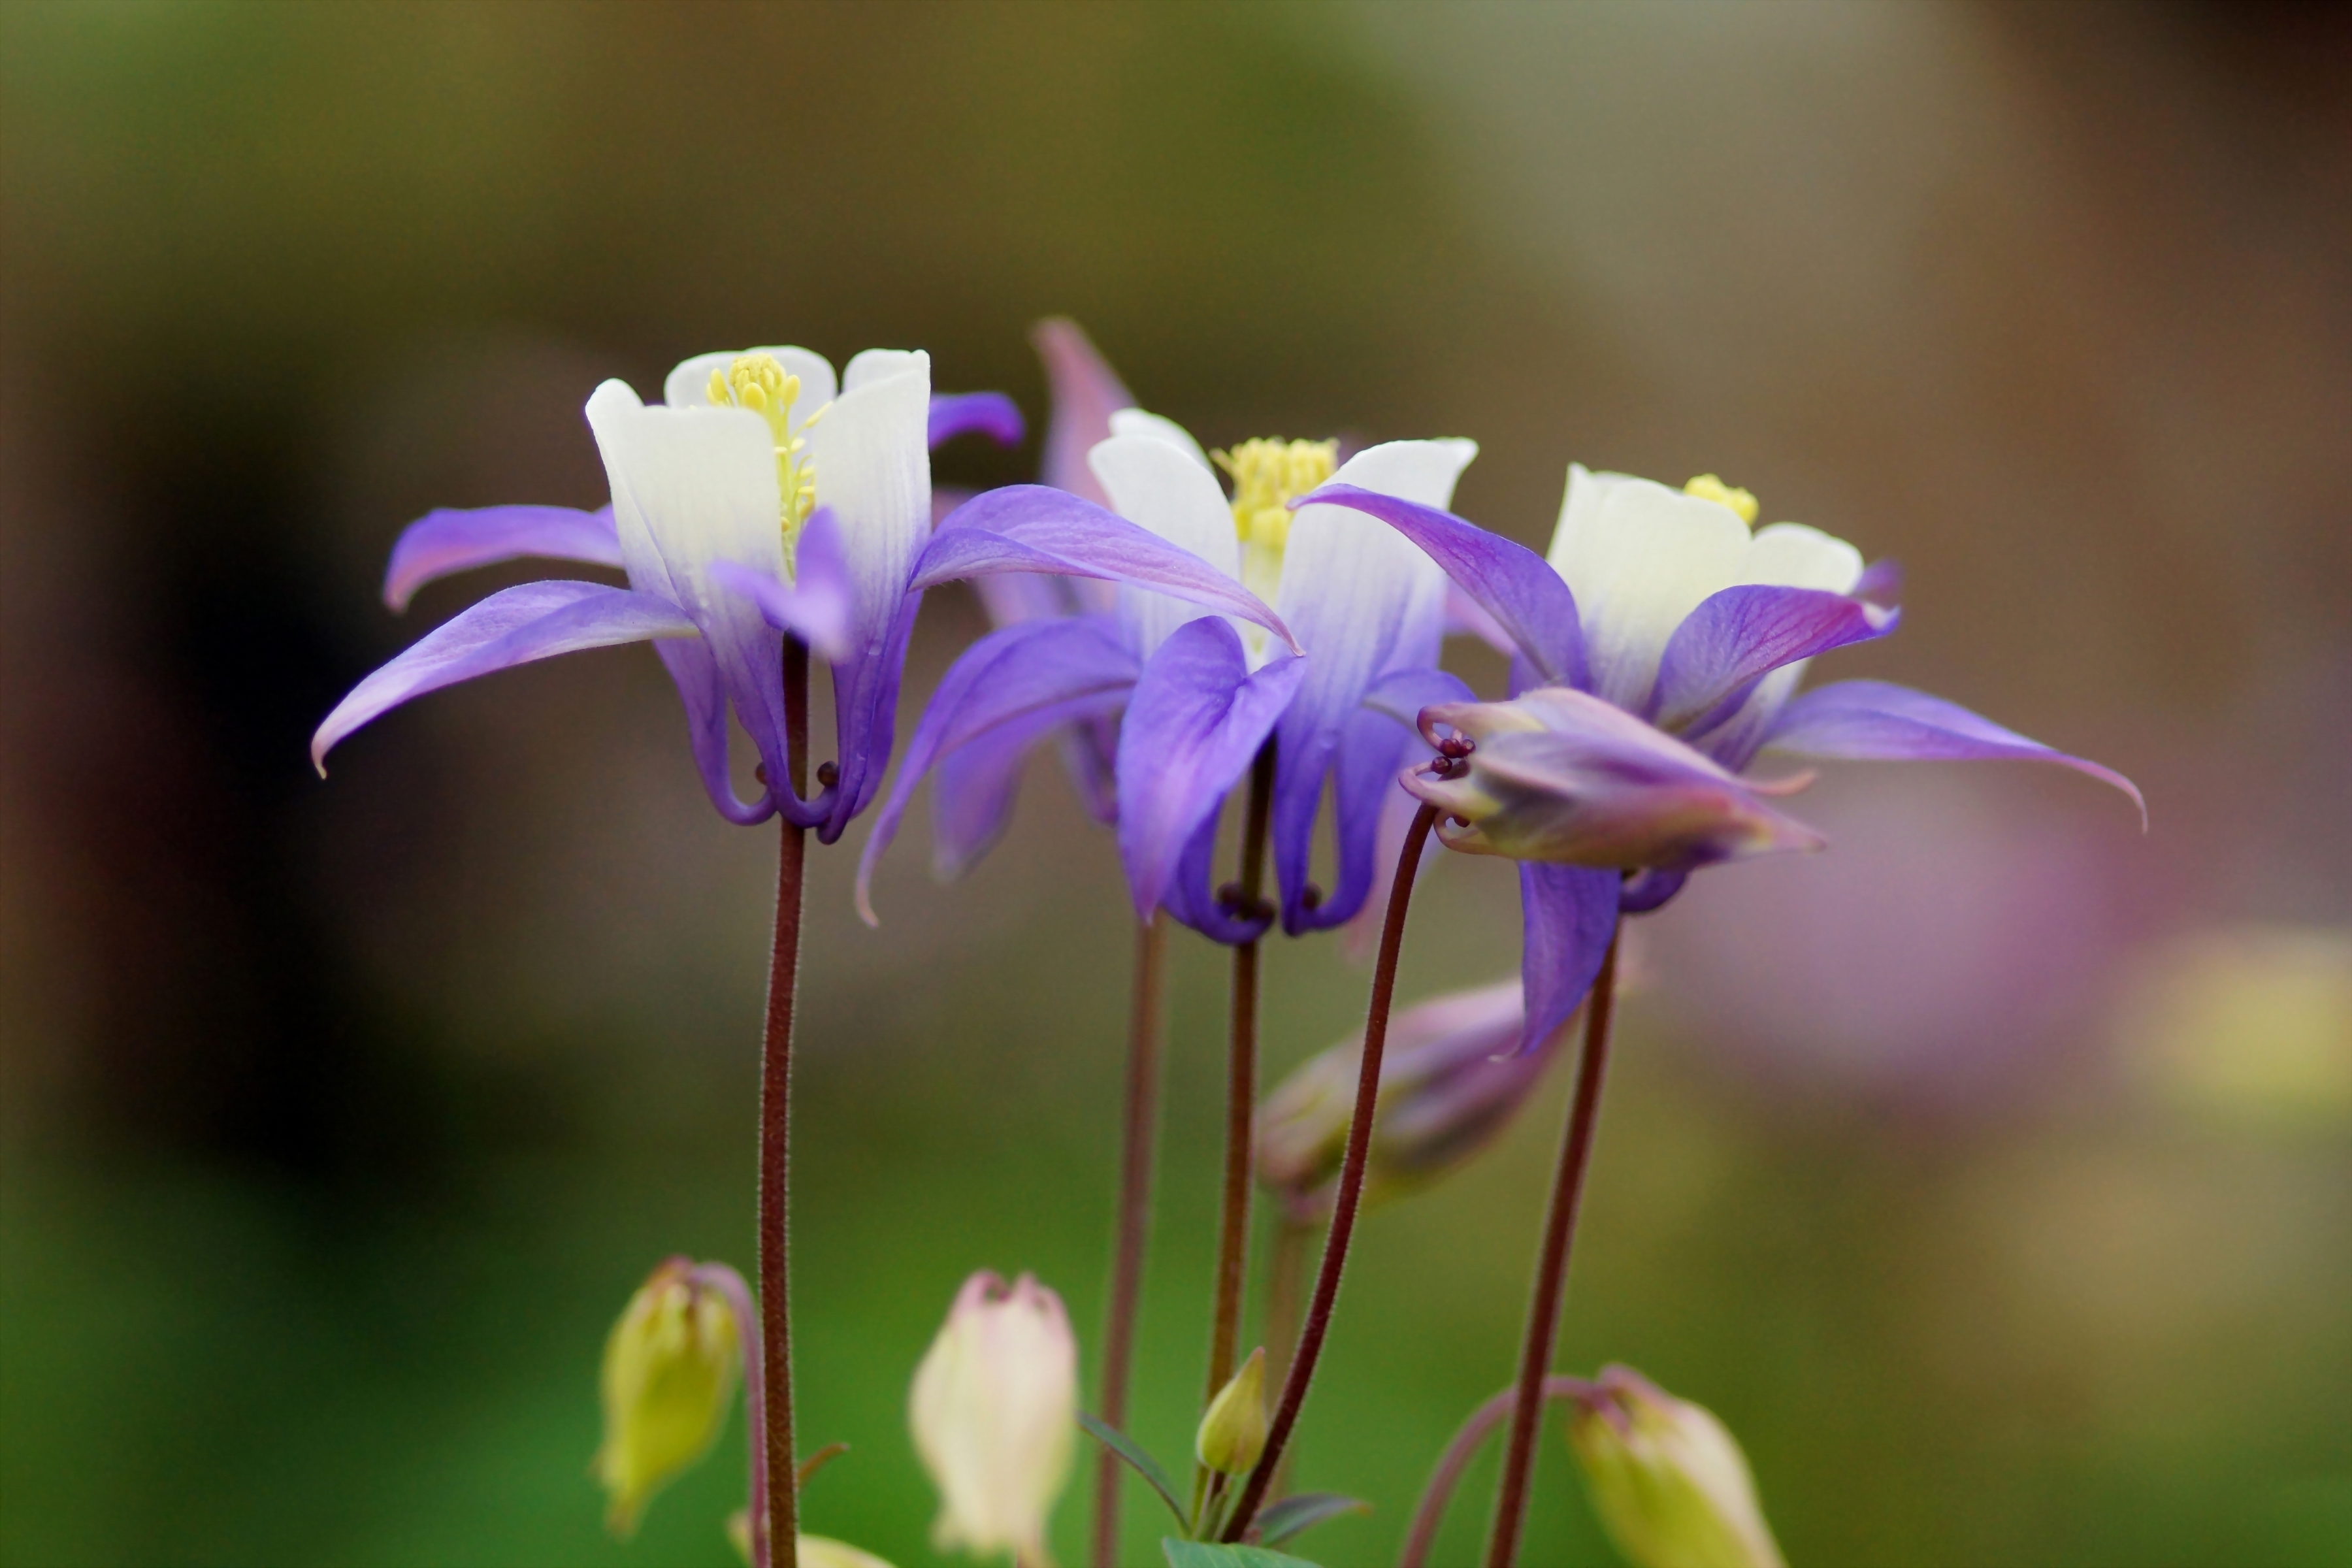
861,399,1480,942
1566,1365,1786,1568
1256,979,1575,1221
312,346,1024,840
1311,466,2142,1050
596,1258,742,1537
909,1271,1079,1567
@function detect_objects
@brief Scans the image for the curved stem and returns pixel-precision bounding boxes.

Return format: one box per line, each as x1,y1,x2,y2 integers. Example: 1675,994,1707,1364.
1204,742,1277,1413
1261,1217,1314,1501
758,637,811,1568
1397,1376,1598,1568
1091,915,1169,1568
693,1264,772,1568
1220,803,1440,1541
1482,926,1622,1568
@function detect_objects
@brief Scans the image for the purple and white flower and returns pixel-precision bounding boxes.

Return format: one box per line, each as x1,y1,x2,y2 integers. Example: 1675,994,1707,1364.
1313,466,2143,1051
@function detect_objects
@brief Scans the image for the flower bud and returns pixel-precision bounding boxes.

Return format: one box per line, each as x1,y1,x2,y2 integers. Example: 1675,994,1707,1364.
1195,1346,1269,1475
727,1514,898,1568
1256,980,1566,1222
1567,1366,1785,1568
909,1271,1078,1565
595,1258,743,1537
1405,687,1823,871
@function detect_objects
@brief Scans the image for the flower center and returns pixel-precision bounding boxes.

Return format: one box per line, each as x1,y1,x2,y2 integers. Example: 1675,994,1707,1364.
1683,473,1758,525
707,353,828,570
1215,437,1337,608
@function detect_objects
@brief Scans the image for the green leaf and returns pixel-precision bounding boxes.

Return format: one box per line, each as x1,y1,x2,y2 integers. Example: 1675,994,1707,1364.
1160,1541,1322,1568
1252,1492,1369,1546
1078,1411,1188,1528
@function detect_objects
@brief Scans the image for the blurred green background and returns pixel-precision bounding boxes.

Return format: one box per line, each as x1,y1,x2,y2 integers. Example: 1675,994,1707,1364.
3,3,2347,1565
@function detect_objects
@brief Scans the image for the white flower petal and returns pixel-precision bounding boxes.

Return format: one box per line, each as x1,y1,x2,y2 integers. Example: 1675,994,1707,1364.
841,347,925,394
662,346,838,418
804,349,930,649
1739,521,1863,593
1544,463,1641,579
583,379,677,603
1107,408,1215,471
1090,431,1243,658
1282,437,1477,677
1559,476,1753,710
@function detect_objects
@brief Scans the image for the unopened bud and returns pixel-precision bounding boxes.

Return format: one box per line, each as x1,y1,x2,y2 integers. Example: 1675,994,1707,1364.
909,1271,1078,1565
1195,1347,1269,1475
595,1258,743,1537
727,1514,898,1568
1567,1365,1785,1568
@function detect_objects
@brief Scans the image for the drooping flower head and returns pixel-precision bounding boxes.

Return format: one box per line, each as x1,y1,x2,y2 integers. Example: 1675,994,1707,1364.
1311,466,2142,1049
596,1258,742,1537
909,1271,1079,1567
1566,1365,1787,1568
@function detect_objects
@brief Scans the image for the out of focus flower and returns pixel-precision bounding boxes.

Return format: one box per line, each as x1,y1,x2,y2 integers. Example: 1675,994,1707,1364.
315,347,1022,842
726,1515,898,1568
596,1258,742,1537
1315,468,2141,1050
2117,923,2352,1130
1566,1365,1785,1568
864,398,1480,944
1195,1346,1269,1476
910,1271,1079,1566
1256,979,1571,1219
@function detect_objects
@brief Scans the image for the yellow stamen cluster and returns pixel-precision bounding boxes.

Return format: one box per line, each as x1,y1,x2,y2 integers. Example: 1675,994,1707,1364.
1214,437,1338,606
1684,473,1759,526
708,353,827,565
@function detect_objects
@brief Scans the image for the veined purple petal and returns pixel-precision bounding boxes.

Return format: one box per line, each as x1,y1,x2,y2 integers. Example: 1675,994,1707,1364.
1115,617,1305,925
855,615,1141,923
914,486,1298,653
710,508,857,664
930,688,1132,881
1298,483,1586,688
928,391,1026,449
312,580,696,775
382,504,623,612
1517,863,1620,1056
1648,584,1897,736
823,587,921,842
654,636,779,826
1764,679,2146,825
1033,318,1135,507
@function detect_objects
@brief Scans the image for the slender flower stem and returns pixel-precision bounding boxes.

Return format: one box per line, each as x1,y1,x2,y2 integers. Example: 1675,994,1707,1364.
757,636,811,1568
1204,742,1277,1405
693,1264,772,1568
1221,803,1441,1541
1397,1376,1599,1568
1091,915,1170,1568
1483,926,1622,1568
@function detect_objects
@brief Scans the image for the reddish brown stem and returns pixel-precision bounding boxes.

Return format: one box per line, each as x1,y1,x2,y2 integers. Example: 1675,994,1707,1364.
757,637,811,1568
1204,742,1278,1411
1090,915,1169,1568
1397,1376,1599,1568
1220,803,1441,1541
1482,927,1622,1568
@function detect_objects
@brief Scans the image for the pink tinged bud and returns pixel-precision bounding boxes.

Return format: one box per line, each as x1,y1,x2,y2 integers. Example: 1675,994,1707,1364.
1256,980,1567,1222
1404,687,1825,871
595,1258,743,1538
909,1271,1079,1566
1567,1366,1786,1568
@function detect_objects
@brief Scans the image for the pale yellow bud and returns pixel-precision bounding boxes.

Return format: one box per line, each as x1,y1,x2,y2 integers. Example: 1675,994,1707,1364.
1195,1346,1269,1476
1567,1366,1785,1568
595,1258,742,1537
909,1271,1078,1565
727,1514,898,1568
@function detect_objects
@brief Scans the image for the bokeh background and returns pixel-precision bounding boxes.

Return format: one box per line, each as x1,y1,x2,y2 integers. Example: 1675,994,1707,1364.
3,3,2347,1565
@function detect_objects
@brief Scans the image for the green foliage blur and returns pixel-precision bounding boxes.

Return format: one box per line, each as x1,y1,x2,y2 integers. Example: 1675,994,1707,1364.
2,4,2345,1566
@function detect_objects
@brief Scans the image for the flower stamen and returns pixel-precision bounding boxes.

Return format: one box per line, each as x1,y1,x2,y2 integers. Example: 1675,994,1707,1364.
708,353,828,569
1213,438,1339,607
1683,474,1759,525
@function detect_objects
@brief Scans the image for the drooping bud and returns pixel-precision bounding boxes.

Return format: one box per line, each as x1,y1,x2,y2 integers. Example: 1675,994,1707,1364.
1566,1366,1786,1568
1405,687,1824,871
727,1514,898,1568
595,1258,743,1537
1195,1346,1269,1476
1256,980,1567,1222
909,1271,1079,1566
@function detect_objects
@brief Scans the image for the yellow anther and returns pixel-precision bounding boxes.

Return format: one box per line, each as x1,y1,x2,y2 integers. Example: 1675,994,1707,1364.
1214,437,1338,606
707,353,828,567
1684,474,1759,526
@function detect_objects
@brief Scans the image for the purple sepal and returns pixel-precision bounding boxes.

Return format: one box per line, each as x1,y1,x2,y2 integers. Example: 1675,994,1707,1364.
1115,617,1305,925
1362,666,1478,729
1764,678,2146,825
1298,483,1586,688
1516,862,1620,1056
381,504,622,612
1854,558,1903,608
915,486,1298,653
1648,584,1898,736
1617,868,1688,915
930,688,1132,881
820,588,924,842
313,580,696,775
710,508,857,664
1032,318,1135,508
928,391,1026,449
1445,581,1518,655
655,635,784,826
855,615,1140,922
